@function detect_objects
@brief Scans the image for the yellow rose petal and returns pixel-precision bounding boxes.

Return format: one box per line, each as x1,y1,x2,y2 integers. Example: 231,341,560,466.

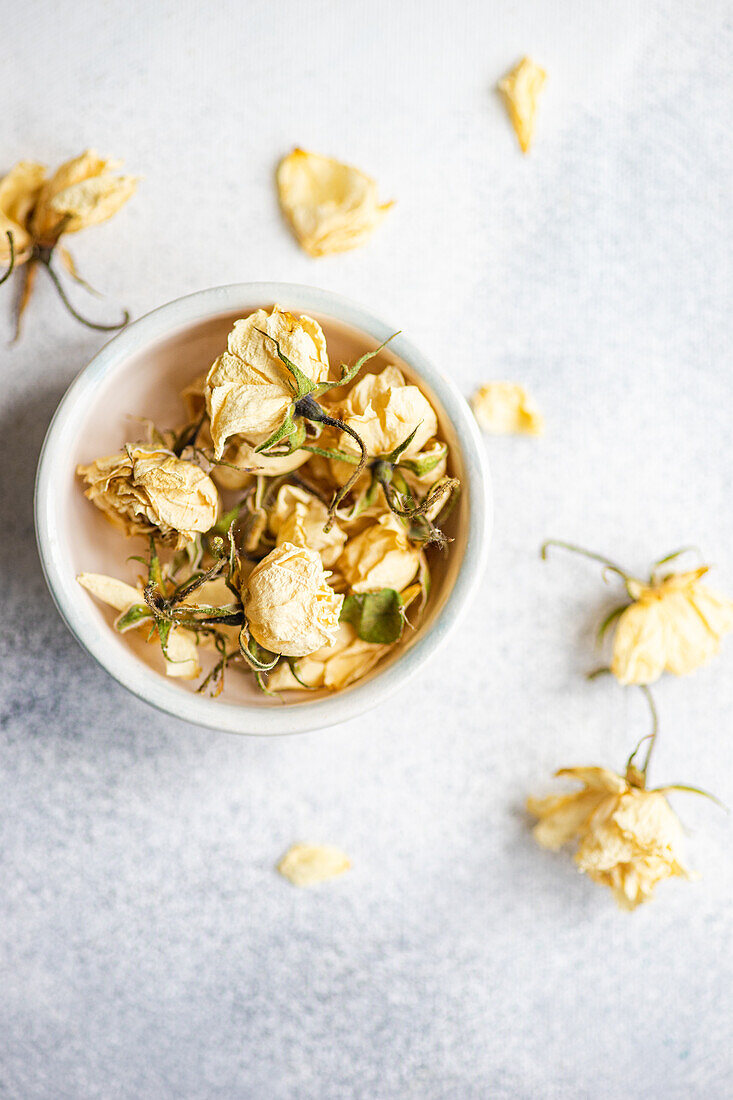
498,57,547,153
471,382,544,435
277,148,393,257
277,843,351,887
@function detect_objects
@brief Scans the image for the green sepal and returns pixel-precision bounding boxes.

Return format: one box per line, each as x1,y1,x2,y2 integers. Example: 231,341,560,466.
256,329,317,397
340,588,404,644
254,406,298,455
301,444,361,465
398,442,447,478
384,422,422,464
597,603,628,642
312,333,399,399
114,603,152,633
238,622,280,671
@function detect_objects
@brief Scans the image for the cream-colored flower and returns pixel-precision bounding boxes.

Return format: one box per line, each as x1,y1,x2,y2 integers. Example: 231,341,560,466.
269,484,346,567
243,542,342,657
77,571,200,679
336,366,438,458
611,567,733,685
471,382,543,435
277,147,393,257
267,622,387,692
277,843,351,886
77,445,219,548
204,306,330,459
338,513,421,593
0,161,46,264
179,374,311,487
498,56,547,153
30,150,137,245
528,767,690,910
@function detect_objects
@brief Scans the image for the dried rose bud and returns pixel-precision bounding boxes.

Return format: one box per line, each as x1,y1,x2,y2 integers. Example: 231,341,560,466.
269,484,346,567
471,381,544,435
528,766,692,910
338,514,422,594
77,445,219,549
243,542,342,657
30,150,138,246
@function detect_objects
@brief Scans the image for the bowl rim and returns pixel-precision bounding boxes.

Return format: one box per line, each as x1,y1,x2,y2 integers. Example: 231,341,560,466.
34,282,492,735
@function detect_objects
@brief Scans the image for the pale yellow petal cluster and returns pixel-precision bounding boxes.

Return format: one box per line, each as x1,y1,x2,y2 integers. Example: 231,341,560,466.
528,767,691,909
498,56,547,153
269,484,346,567
204,307,330,458
277,843,351,886
76,572,200,679
268,622,387,692
77,445,219,548
30,150,137,244
471,382,544,435
611,568,733,685
243,542,343,657
0,161,46,263
337,365,438,459
338,513,421,593
277,148,393,257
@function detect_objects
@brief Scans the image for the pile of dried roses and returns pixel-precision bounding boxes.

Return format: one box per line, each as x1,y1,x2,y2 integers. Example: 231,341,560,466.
77,305,458,696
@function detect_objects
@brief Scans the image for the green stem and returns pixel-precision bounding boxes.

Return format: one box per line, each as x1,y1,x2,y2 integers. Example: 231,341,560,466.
540,539,635,583
39,252,130,331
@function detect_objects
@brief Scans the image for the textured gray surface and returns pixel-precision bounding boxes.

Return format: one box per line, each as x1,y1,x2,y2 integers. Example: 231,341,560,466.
2,1,732,1097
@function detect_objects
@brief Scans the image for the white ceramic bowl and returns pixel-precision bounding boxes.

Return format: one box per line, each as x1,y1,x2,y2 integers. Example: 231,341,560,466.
35,283,491,735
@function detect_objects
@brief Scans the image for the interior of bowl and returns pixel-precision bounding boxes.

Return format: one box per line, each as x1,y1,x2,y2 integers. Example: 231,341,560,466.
48,301,471,712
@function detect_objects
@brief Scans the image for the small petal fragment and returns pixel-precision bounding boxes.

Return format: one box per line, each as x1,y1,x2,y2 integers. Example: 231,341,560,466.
498,57,547,153
471,382,544,435
277,843,351,886
277,148,393,257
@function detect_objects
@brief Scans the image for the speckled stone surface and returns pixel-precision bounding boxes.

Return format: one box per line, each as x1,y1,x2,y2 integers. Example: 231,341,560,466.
2,2,732,1097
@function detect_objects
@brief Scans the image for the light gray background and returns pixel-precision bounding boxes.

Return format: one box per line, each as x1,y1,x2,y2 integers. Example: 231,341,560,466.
2,1,732,1097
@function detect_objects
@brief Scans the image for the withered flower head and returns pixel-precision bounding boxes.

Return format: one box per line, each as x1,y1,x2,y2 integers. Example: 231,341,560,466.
336,365,438,460
338,513,422,594
542,542,733,685
77,445,219,549
0,149,137,335
204,306,330,458
243,542,343,657
528,765,691,910
30,150,138,246
277,147,393,257
269,484,346,567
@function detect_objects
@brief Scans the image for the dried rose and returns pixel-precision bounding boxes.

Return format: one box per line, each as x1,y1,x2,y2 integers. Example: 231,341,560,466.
268,622,388,692
498,57,547,153
30,150,138,246
0,149,137,335
471,381,544,435
77,445,219,549
243,542,343,657
528,765,694,910
542,542,733,685
269,484,346,567
335,365,438,462
77,571,200,679
338,514,422,594
204,306,330,458
277,148,393,257
277,843,351,886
